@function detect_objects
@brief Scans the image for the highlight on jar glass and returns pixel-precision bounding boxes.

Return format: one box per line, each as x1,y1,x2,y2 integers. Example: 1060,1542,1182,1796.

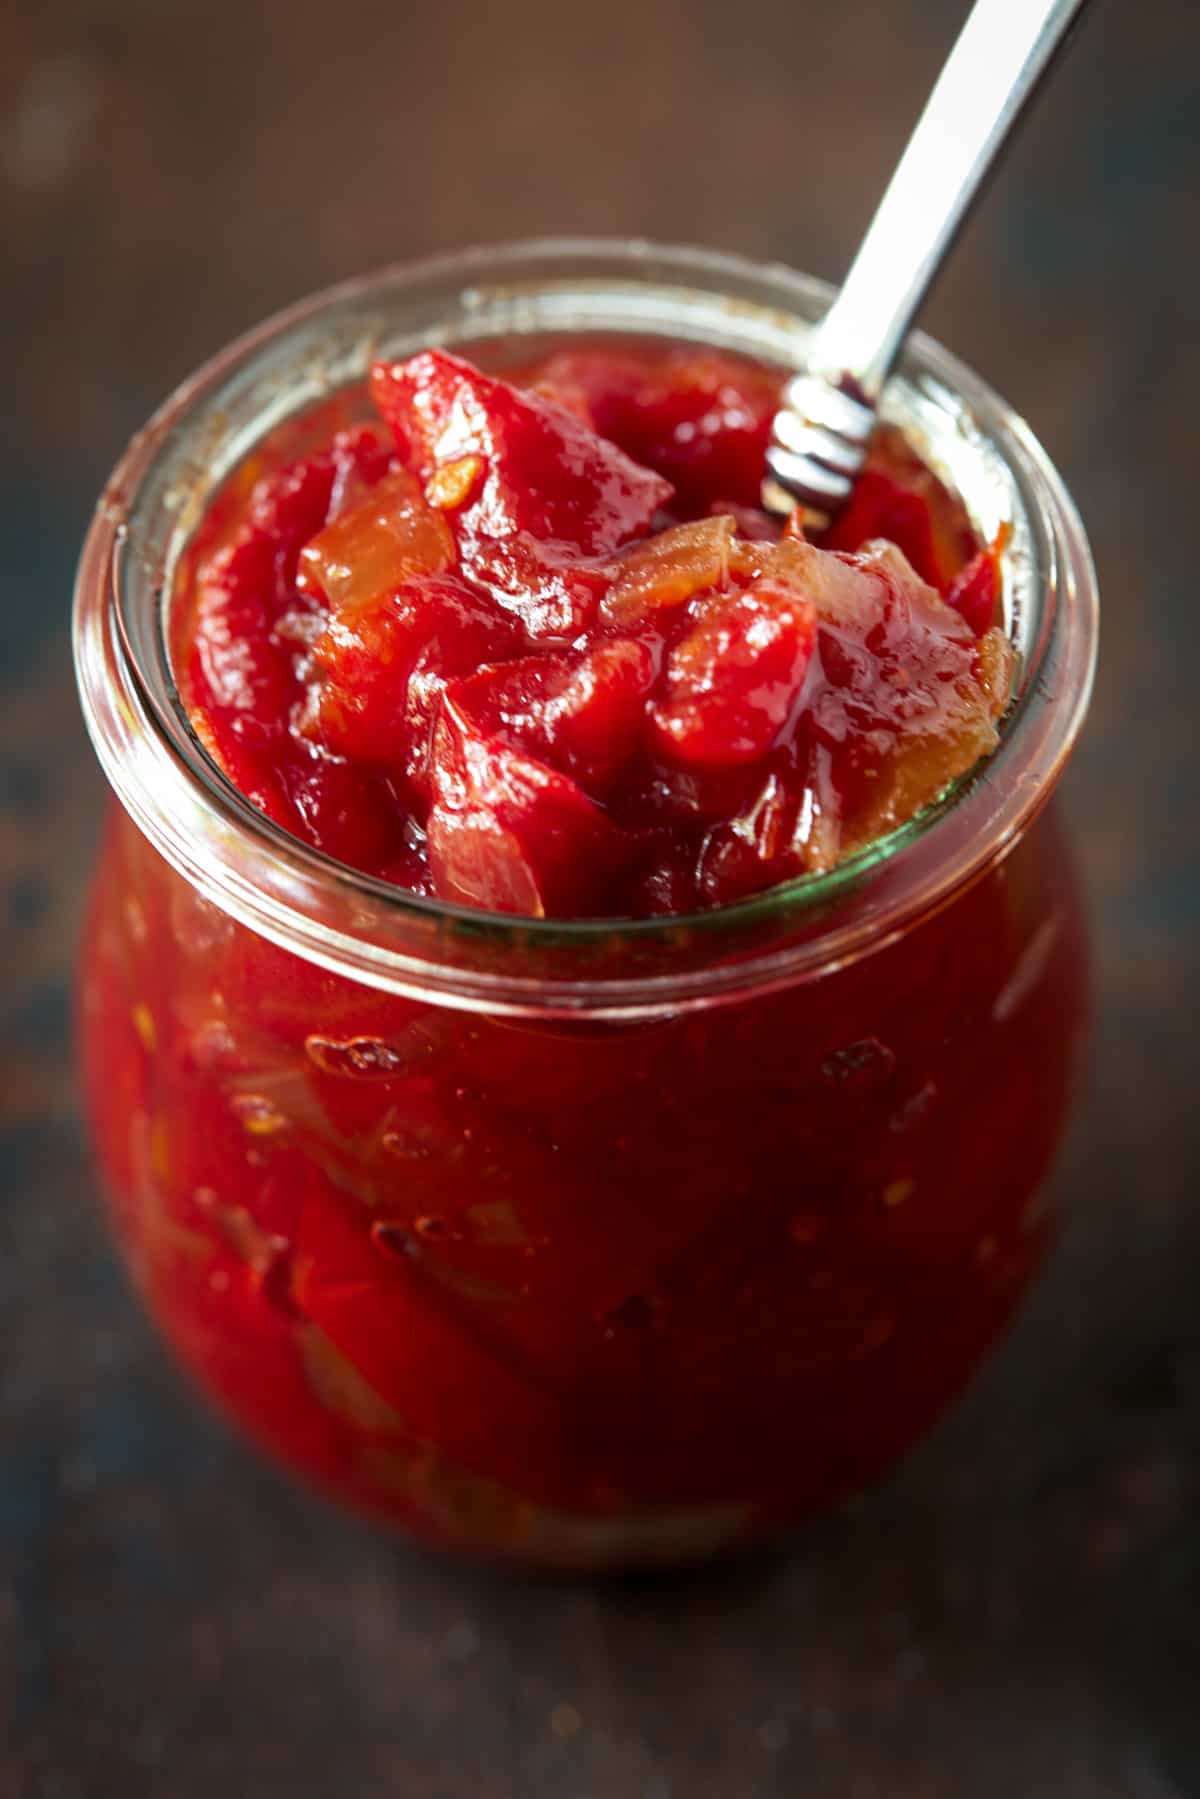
73,241,1097,1569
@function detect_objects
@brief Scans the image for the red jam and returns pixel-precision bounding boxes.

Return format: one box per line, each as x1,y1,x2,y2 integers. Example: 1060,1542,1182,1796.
173,344,1011,917
79,337,1087,1566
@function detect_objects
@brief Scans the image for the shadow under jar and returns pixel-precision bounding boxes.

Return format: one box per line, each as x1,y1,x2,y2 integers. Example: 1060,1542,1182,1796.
74,241,1097,1569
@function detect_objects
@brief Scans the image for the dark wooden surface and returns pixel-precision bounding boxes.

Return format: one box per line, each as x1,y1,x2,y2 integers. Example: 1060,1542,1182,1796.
2,1,1199,1793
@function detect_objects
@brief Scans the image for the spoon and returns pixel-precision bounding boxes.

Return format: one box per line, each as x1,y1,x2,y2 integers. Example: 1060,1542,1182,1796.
763,0,1089,522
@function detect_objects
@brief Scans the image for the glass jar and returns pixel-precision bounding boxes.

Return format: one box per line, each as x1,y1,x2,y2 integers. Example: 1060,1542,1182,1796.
73,241,1097,1568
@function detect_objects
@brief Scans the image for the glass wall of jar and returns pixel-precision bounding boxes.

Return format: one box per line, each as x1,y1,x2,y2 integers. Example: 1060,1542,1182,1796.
74,243,1097,1567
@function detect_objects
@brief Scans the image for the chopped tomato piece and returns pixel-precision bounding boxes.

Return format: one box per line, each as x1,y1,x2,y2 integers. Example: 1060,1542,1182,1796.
818,440,976,596
447,637,659,795
369,349,674,555
453,532,612,640
427,692,627,916
306,572,518,783
649,577,816,771
525,346,781,510
945,535,1004,637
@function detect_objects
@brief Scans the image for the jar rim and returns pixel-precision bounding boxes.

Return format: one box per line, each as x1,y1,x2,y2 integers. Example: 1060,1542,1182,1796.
73,237,1098,1017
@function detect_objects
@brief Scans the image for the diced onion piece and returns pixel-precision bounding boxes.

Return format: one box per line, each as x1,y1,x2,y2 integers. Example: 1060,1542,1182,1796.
601,515,735,625
298,467,455,609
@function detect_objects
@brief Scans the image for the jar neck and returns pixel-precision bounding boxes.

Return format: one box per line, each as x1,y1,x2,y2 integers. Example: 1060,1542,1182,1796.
73,239,1098,1018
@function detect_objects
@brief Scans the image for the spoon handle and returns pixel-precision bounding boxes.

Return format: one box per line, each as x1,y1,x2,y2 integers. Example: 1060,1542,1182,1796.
795,0,1089,410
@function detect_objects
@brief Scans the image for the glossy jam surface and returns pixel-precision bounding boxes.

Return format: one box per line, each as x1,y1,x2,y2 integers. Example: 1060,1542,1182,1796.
173,343,1011,917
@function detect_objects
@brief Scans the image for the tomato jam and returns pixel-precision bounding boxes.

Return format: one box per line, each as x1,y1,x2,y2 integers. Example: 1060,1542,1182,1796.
172,344,1012,917
77,321,1090,1566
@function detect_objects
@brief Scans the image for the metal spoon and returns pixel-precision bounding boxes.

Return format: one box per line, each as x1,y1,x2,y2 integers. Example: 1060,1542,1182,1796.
763,0,1089,522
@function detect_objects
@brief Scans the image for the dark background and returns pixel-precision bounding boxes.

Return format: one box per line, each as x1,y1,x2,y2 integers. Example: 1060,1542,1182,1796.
2,1,1198,1793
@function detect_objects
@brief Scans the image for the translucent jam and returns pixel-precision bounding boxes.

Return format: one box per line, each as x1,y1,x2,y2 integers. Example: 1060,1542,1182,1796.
173,343,1010,916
